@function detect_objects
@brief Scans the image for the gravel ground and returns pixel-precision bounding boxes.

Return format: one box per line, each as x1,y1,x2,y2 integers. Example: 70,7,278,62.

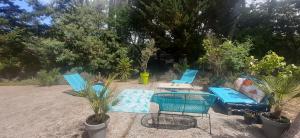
0,80,297,138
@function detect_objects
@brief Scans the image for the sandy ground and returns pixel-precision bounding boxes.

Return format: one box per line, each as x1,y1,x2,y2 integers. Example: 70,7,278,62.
0,80,298,138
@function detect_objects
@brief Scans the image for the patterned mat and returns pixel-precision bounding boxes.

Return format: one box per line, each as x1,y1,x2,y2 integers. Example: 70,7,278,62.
110,89,154,113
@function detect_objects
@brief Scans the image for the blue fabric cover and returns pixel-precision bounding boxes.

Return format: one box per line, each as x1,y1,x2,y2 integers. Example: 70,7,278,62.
110,89,154,113
208,87,257,104
171,69,198,84
63,73,104,93
151,92,216,113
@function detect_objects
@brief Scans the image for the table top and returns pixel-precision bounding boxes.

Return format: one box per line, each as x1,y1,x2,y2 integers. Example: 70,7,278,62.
156,83,203,90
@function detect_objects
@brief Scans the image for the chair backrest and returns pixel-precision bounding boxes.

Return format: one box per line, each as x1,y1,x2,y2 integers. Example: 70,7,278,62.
63,73,86,92
151,92,216,114
180,69,198,83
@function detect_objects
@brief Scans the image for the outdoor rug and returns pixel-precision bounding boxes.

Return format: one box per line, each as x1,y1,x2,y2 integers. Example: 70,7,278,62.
111,89,154,113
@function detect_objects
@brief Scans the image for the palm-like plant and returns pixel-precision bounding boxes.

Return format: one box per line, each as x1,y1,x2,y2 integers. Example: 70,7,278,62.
83,74,117,124
256,75,300,118
116,57,136,81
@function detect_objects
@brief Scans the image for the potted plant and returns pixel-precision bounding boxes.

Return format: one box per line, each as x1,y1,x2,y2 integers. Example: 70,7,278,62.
256,75,300,138
82,75,117,138
139,39,158,85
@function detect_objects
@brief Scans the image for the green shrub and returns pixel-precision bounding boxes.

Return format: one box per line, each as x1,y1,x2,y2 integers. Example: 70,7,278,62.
37,68,60,86
198,36,252,77
221,39,252,72
173,58,190,75
249,51,299,77
116,57,136,81
208,75,226,86
250,51,286,76
139,39,158,72
0,78,39,86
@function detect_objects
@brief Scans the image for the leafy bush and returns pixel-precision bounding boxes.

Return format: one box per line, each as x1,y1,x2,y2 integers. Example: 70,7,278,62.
50,6,128,73
250,51,286,76
249,51,299,77
198,36,252,77
222,39,252,71
208,75,226,87
0,78,39,86
139,39,158,72
198,36,223,76
173,58,190,75
116,57,136,81
37,68,60,86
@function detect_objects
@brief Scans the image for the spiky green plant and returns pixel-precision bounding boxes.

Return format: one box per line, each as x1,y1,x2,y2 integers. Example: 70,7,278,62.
256,75,300,118
82,74,117,124
116,57,136,81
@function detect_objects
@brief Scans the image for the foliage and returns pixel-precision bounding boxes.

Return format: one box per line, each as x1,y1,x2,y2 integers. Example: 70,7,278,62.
132,0,216,61
139,39,158,72
116,57,136,81
0,78,39,86
25,38,65,69
221,39,252,71
198,36,252,77
234,0,300,63
208,75,226,87
249,51,285,76
82,74,117,124
108,4,133,43
1,0,300,82
256,75,300,118
173,58,190,75
51,5,128,73
36,68,60,86
0,0,50,79
249,51,299,77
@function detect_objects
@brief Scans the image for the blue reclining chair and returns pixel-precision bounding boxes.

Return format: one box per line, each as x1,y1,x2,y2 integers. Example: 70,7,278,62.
171,69,198,84
63,73,104,94
208,87,270,115
151,92,216,134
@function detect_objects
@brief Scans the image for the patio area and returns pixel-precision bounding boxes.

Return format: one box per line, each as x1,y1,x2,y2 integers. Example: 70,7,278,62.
0,81,274,138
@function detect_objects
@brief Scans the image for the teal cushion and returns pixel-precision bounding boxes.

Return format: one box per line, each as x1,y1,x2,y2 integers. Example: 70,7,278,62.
209,87,257,104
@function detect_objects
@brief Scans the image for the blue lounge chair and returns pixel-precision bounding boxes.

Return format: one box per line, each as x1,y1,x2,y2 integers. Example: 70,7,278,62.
63,73,104,93
208,87,270,115
171,69,198,84
151,92,216,134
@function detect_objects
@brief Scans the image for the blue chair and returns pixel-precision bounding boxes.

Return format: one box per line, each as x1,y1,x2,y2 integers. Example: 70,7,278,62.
171,69,198,84
208,87,270,115
63,73,104,94
151,92,216,134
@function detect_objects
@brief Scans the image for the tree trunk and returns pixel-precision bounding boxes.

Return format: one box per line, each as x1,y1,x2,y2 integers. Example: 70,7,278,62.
282,112,300,138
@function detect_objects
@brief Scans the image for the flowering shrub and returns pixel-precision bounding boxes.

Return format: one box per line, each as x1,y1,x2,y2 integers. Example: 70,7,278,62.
249,51,298,77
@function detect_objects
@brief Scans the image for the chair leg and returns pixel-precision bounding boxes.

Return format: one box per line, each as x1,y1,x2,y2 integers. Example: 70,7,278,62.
208,114,212,134
227,107,232,115
151,113,155,126
157,111,160,129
